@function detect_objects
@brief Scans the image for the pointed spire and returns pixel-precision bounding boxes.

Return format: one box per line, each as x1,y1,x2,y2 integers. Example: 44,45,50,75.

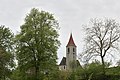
66,33,76,47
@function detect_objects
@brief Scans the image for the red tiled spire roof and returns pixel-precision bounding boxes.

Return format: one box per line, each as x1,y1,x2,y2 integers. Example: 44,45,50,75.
66,33,76,47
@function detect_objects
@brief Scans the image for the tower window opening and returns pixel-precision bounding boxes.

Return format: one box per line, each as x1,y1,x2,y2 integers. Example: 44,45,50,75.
73,48,75,52
68,48,70,53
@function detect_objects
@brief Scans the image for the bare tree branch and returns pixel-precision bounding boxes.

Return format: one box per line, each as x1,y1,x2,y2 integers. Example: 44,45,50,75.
81,18,120,74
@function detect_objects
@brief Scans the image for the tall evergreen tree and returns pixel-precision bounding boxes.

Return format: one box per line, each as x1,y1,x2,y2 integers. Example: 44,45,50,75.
15,8,60,80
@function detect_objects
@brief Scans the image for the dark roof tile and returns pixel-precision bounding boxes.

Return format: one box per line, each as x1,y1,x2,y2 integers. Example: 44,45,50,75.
59,57,66,65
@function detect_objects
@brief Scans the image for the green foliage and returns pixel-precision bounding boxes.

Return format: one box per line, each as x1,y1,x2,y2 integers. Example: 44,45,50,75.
10,68,23,80
66,60,110,80
15,8,60,80
65,61,120,80
57,71,70,80
85,61,104,80
104,67,120,80
75,61,103,80
0,25,14,80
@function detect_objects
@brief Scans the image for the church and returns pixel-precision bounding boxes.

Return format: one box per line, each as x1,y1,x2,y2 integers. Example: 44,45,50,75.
59,33,79,71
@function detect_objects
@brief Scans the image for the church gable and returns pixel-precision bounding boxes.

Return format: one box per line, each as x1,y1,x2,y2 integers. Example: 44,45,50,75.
59,57,66,66
59,57,66,70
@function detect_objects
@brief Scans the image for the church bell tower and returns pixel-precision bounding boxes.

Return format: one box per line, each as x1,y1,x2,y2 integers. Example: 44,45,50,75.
66,33,77,70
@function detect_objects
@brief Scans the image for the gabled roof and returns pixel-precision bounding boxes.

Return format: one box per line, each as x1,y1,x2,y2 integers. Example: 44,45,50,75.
66,33,76,47
59,57,66,65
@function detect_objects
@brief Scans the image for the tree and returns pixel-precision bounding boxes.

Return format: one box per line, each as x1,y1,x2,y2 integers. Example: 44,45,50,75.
15,8,60,80
82,18,120,75
116,60,120,66
0,25,14,80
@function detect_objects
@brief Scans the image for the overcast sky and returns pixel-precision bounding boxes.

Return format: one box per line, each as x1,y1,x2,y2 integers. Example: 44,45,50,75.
0,0,120,64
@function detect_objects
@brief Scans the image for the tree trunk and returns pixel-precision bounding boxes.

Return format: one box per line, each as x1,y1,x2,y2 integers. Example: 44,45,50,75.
35,65,39,80
101,56,106,79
